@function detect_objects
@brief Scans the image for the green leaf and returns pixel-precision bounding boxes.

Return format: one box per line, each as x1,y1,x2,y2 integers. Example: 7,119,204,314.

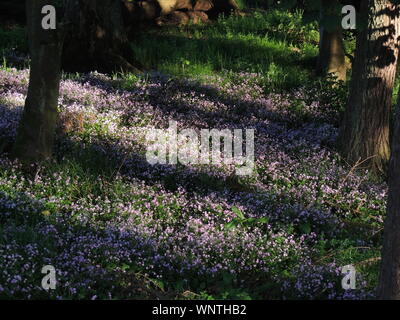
257,217,269,224
232,206,245,219
152,279,165,291
224,219,240,230
245,218,257,224
121,263,130,271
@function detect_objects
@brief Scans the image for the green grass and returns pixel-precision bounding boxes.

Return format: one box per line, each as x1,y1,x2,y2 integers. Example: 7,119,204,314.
131,9,320,92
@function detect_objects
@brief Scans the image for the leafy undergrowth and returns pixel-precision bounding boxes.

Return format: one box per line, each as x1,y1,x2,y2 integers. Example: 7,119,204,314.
0,10,383,300
131,9,319,92
0,66,383,300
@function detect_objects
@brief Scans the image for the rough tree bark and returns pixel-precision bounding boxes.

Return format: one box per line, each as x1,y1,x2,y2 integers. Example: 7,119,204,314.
338,0,400,174
378,92,400,299
317,0,347,81
13,0,64,163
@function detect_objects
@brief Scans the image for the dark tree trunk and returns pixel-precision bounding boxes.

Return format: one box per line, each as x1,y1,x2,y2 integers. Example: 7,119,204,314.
317,0,347,81
62,0,142,73
338,0,400,174
378,90,400,300
13,0,63,163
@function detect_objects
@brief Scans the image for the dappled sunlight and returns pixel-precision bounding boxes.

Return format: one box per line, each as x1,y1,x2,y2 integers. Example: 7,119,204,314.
0,66,384,299
0,1,393,301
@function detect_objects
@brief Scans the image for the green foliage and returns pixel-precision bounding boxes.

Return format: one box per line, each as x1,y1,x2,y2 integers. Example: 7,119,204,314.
224,206,269,230
131,9,319,92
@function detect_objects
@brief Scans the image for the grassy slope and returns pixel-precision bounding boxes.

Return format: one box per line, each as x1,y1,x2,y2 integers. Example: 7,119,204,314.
131,10,319,92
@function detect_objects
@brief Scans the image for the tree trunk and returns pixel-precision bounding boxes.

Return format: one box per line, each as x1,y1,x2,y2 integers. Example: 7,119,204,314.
62,0,142,73
378,91,400,299
317,0,347,81
13,0,141,163
13,0,63,163
338,0,400,175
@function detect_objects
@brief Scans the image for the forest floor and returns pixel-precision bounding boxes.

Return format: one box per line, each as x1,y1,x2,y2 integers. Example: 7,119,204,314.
0,9,389,299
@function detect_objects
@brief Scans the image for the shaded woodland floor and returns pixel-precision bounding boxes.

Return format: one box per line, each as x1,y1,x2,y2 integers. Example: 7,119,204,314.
0,9,389,299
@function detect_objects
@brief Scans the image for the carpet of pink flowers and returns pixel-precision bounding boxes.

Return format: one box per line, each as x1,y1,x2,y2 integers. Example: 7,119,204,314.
0,68,385,299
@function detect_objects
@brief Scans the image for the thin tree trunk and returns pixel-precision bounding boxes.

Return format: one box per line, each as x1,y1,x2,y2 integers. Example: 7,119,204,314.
317,0,347,81
338,0,400,174
378,91,400,299
13,0,63,163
